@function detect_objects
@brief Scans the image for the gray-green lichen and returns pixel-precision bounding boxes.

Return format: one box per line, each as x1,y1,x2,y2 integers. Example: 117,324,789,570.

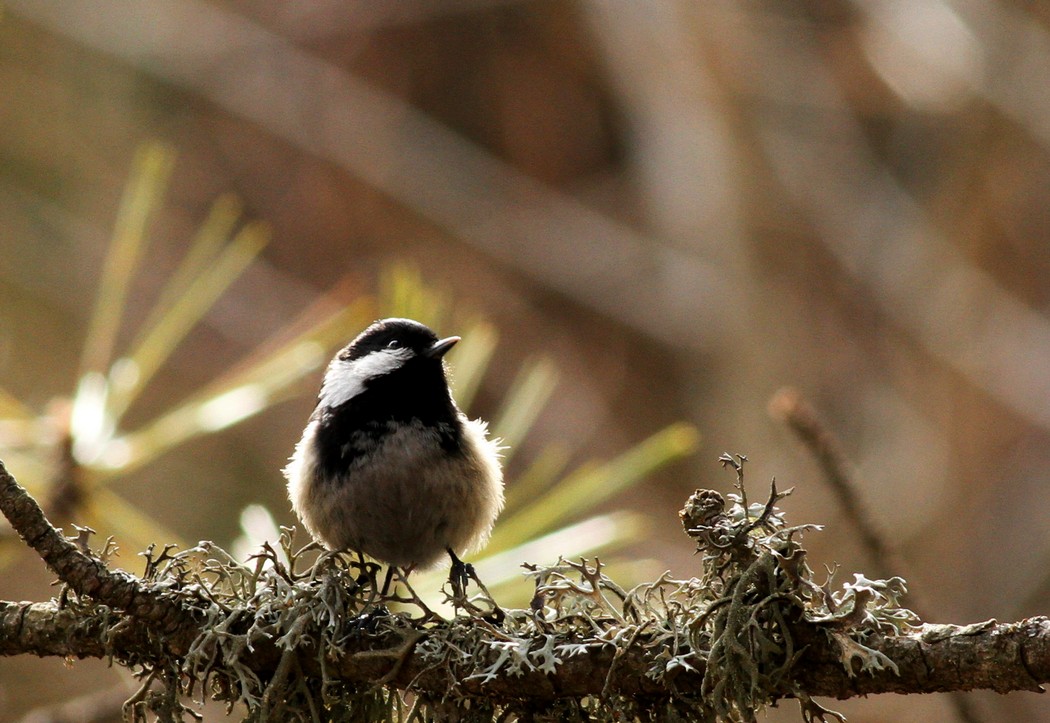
106,455,917,722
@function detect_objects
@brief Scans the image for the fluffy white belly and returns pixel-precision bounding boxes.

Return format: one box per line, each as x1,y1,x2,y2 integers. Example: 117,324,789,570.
285,417,502,569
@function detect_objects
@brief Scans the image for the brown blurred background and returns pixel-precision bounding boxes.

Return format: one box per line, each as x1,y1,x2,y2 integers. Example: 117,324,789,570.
3,1,1050,721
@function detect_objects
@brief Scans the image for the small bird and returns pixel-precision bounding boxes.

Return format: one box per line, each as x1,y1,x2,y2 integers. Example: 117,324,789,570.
284,318,504,595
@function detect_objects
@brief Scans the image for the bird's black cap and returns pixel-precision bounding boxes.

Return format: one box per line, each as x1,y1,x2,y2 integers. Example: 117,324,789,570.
339,318,456,362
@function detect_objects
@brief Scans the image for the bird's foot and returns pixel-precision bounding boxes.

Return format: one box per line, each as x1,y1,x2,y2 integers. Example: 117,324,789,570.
349,604,390,635
446,548,505,624
448,552,473,601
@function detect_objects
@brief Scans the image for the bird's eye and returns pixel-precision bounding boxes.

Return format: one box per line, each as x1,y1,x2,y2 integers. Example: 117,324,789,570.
386,339,401,349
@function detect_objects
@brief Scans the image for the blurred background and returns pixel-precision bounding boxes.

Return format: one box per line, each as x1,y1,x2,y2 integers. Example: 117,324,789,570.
2,0,1050,721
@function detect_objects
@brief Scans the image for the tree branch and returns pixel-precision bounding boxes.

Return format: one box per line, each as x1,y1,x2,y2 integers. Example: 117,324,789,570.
2,455,1048,720
0,459,200,643
2,598,1048,700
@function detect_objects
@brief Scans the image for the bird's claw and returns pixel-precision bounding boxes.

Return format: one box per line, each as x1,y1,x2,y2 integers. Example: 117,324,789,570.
446,547,505,623
349,604,390,634
449,558,475,602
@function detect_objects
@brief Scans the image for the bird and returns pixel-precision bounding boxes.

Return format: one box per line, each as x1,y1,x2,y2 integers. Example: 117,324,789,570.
283,317,504,598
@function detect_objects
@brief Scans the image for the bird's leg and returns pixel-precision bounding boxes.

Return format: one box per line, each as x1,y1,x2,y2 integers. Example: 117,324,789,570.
379,566,398,597
447,547,472,602
347,558,400,635
446,547,505,623
352,564,411,633
350,550,379,593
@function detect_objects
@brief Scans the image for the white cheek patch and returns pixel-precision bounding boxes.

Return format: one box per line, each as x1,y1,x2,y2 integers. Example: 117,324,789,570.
318,347,413,409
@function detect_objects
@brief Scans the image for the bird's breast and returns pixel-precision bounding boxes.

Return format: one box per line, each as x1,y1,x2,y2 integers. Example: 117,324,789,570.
317,417,461,480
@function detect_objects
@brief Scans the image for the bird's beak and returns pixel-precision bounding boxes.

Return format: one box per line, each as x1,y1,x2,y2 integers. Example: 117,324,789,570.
424,336,460,359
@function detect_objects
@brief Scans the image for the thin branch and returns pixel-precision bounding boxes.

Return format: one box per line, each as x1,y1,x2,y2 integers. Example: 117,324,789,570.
0,458,199,640
768,388,904,581
768,388,985,723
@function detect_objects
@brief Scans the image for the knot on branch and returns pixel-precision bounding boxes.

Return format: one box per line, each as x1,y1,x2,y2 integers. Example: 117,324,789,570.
679,488,728,539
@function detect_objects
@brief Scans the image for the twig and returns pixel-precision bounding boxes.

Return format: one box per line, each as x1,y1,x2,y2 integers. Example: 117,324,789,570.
768,388,985,723
768,388,901,581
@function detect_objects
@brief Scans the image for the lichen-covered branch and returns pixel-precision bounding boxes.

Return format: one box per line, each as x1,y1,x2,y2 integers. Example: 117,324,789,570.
2,597,1048,699
2,454,1049,721
0,459,201,643
0,600,137,659
792,617,1050,697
